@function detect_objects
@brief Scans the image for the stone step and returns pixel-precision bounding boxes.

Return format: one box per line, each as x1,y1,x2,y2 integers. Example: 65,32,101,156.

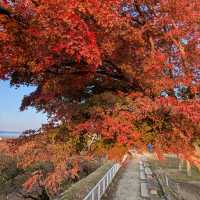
140,164,144,171
141,182,150,198
139,160,143,165
140,170,146,180
149,188,158,195
141,156,147,162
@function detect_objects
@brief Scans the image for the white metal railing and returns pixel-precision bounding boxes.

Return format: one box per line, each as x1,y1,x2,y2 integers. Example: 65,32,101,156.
83,163,120,200
83,155,128,200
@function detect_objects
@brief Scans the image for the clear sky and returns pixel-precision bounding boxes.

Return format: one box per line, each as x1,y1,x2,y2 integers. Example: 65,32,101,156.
0,80,47,132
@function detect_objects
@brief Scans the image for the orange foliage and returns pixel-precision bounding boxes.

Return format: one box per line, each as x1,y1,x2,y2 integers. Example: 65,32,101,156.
0,0,200,195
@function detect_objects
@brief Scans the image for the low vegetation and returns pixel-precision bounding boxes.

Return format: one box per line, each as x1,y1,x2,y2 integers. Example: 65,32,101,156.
149,155,200,182
58,161,113,200
0,151,103,200
0,0,200,197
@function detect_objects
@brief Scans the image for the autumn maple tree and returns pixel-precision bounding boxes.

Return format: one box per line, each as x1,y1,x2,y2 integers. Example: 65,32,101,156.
0,0,200,196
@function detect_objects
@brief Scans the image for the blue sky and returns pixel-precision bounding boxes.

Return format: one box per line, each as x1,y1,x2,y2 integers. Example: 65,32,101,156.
0,81,47,132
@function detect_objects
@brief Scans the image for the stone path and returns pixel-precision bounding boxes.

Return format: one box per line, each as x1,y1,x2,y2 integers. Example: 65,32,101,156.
111,156,143,200
108,154,165,200
139,156,165,200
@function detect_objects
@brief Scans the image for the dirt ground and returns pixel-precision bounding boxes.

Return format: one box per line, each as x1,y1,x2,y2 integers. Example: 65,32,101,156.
179,182,200,200
148,154,200,200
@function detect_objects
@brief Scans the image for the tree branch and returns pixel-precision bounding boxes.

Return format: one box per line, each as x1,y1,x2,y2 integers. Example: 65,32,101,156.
17,190,38,200
30,0,40,7
170,20,188,72
0,6,11,18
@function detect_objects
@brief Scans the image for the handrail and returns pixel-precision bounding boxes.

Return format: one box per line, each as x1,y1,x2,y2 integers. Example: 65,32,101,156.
83,154,128,200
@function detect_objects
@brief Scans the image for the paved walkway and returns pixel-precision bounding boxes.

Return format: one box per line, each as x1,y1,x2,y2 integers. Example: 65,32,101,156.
111,157,143,200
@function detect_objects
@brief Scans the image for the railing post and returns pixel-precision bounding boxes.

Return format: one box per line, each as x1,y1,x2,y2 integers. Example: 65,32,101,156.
92,190,94,200
105,173,107,186
165,175,169,187
103,177,105,192
98,184,100,200
82,155,127,200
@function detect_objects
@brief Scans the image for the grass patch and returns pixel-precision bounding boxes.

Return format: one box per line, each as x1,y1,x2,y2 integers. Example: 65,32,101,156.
149,155,200,182
58,161,113,200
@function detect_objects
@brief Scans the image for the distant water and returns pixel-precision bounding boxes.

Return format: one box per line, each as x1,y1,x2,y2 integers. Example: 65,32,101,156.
0,131,21,138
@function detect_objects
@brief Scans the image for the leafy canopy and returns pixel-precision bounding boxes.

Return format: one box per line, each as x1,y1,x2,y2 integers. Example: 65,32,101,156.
0,0,200,195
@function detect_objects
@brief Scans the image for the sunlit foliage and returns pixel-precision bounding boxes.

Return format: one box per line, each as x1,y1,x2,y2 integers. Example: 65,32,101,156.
0,0,200,195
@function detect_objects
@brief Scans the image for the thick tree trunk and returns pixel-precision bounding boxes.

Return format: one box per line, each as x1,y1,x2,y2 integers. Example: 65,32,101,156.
0,6,11,17
178,159,184,171
193,143,200,172
186,160,192,176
